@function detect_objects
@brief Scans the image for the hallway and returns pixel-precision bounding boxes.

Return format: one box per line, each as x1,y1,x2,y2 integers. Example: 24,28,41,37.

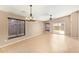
0,33,79,53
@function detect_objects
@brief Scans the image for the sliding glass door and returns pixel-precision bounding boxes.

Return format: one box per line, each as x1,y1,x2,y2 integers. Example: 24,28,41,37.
53,23,65,35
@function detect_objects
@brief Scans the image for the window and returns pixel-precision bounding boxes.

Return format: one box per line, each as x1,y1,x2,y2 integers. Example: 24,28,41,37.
8,17,25,39
53,23,65,35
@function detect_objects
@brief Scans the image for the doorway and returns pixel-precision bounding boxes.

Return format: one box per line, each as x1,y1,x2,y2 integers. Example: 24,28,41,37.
53,23,65,35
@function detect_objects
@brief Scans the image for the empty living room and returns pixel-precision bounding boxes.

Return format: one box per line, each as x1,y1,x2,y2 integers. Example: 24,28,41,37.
0,5,79,53
1,0,79,59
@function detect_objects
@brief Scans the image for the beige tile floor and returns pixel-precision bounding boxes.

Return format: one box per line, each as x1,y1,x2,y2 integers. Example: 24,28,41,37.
0,33,79,53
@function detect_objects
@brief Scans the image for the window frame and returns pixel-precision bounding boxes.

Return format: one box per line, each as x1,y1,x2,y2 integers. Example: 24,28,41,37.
8,17,26,39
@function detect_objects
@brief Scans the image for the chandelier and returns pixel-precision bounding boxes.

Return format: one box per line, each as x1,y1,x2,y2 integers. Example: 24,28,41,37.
26,5,36,22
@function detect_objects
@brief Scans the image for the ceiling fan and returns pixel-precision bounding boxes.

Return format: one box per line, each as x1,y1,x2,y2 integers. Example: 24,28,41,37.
26,5,36,22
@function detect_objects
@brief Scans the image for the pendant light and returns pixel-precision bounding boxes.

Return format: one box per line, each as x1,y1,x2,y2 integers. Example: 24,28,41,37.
49,14,52,20
26,5,36,22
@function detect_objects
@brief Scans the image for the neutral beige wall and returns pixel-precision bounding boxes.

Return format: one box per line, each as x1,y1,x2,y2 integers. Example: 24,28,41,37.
26,21,44,37
70,11,78,38
78,11,79,39
0,11,44,47
64,15,71,36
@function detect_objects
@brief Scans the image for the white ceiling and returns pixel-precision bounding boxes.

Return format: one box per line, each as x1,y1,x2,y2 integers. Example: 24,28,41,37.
0,5,79,21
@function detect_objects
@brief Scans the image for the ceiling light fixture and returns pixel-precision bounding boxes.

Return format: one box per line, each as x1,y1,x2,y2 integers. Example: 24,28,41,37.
49,14,52,20
26,5,36,22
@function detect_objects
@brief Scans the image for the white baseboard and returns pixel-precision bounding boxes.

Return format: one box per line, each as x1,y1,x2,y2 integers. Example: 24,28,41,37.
0,33,42,48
